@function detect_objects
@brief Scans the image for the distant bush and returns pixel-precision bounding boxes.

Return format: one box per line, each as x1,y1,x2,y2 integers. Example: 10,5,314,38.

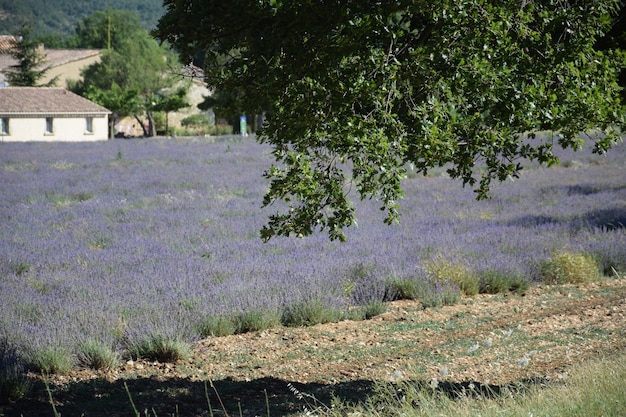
171,123,234,137
77,340,120,370
181,114,212,128
539,251,601,284
208,124,234,136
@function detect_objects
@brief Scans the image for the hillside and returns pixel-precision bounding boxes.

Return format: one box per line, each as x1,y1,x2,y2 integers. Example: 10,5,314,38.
0,0,164,37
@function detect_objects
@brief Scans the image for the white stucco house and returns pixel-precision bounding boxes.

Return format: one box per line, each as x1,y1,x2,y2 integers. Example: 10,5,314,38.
0,87,110,142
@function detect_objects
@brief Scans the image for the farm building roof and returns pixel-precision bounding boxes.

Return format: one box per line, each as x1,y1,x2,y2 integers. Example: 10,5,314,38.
0,87,110,116
0,35,18,53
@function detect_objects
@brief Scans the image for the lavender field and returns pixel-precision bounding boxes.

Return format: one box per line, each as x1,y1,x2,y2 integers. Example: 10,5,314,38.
1,135,625,369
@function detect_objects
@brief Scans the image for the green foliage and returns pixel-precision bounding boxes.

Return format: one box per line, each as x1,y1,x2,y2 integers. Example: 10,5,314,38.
384,277,424,301
539,251,602,284
28,346,74,375
383,276,461,307
480,270,529,294
10,261,30,276
76,340,120,370
197,316,236,338
127,335,191,363
69,11,184,136
156,0,626,241
419,280,462,308
70,9,147,50
281,299,343,327
232,310,281,334
425,257,480,296
360,300,387,320
150,87,190,135
174,117,233,136
181,114,212,128
83,83,141,119
5,25,58,87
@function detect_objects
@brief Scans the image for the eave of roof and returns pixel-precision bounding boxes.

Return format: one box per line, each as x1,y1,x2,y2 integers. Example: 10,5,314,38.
0,87,111,114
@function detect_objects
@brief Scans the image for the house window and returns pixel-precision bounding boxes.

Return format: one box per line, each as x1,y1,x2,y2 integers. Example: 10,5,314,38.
85,117,93,134
0,118,8,135
45,117,54,134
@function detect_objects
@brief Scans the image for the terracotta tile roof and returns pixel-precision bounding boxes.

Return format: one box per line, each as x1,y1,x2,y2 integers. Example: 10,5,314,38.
0,35,17,53
0,87,111,115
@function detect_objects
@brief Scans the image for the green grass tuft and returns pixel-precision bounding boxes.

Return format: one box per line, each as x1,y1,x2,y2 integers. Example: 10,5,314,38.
539,251,602,284
232,310,282,334
480,270,529,294
384,277,423,300
281,299,343,327
28,346,74,375
127,335,191,363
360,300,387,320
425,257,480,296
77,339,120,370
198,315,237,338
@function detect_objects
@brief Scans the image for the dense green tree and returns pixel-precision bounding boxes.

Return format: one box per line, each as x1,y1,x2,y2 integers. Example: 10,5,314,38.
5,25,58,87
150,87,189,135
596,4,626,102
68,9,145,50
156,1,625,241
81,83,141,137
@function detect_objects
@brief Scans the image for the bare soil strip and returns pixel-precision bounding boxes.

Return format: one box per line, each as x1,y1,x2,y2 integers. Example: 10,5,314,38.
6,277,625,417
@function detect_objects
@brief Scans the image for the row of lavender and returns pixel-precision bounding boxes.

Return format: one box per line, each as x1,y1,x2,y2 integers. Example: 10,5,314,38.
1,135,625,361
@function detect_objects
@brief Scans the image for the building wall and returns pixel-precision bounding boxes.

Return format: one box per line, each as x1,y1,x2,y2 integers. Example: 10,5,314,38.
43,54,102,88
1,115,109,142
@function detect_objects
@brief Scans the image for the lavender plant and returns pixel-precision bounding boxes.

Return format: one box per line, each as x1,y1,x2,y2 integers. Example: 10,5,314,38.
0,135,624,376
0,335,30,402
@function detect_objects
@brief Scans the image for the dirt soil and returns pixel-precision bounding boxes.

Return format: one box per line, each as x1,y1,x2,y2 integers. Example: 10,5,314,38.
3,277,626,416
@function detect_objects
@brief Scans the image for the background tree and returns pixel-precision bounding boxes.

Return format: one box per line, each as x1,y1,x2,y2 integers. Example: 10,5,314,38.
68,8,146,50
81,83,141,138
150,87,189,135
156,0,625,241
5,25,58,86
0,0,164,39
70,10,186,137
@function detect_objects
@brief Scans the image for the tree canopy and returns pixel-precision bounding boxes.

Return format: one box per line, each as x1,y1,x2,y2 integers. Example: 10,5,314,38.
156,0,626,241
0,0,163,39
5,25,58,87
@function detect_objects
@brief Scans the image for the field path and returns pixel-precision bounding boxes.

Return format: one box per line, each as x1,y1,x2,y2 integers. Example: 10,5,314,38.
186,277,626,386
